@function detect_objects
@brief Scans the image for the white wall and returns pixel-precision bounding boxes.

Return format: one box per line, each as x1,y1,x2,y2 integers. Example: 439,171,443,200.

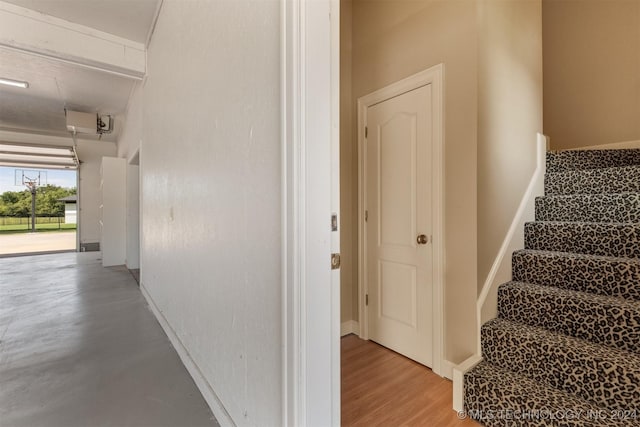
126,163,140,269
117,82,142,161
117,81,142,270
140,1,281,425
101,156,127,267
76,140,116,248
64,203,77,224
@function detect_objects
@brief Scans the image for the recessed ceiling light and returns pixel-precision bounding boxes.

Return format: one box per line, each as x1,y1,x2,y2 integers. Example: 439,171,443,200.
0,77,29,89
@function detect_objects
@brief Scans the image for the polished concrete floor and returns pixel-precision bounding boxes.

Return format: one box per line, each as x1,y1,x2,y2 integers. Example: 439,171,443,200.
0,252,217,427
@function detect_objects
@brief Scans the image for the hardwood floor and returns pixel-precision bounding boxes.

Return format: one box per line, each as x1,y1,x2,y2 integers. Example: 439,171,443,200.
341,334,480,426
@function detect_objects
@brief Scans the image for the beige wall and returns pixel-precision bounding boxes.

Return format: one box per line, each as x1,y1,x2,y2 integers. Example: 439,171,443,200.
340,0,357,325
341,0,544,363
543,0,640,150
344,0,479,364
477,0,543,292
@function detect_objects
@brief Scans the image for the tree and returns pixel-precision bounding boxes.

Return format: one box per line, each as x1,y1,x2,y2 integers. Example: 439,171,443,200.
0,192,20,216
36,185,71,216
0,185,76,217
0,190,30,216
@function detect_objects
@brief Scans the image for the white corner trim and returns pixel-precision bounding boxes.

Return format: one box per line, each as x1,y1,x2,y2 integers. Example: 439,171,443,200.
340,320,360,337
452,355,483,412
357,64,445,376
329,2,341,425
140,284,235,427
281,0,302,424
145,0,164,48
476,132,547,354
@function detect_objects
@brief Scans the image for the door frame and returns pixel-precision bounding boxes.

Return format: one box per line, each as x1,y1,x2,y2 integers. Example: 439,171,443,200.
76,161,81,252
281,0,340,425
357,65,445,377
126,149,140,270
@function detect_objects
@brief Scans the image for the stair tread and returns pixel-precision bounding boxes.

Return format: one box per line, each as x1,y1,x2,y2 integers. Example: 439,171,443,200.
502,280,640,309
536,193,640,221
547,149,640,173
547,165,640,174
498,281,640,353
528,220,640,225
465,361,640,427
514,248,640,263
482,318,640,411
512,249,640,302
545,165,640,195
527,220,640,229
537,192,640,198
524,221,640,258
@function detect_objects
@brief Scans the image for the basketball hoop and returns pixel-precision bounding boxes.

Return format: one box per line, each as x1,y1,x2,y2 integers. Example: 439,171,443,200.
24,178,39,193
14,169,46,188
14,169,47,232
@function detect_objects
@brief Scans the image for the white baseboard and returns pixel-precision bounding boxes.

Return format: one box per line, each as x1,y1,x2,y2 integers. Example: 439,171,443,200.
452,355,483,412
140,284,235,427
340,320,359,336
440,359,454,380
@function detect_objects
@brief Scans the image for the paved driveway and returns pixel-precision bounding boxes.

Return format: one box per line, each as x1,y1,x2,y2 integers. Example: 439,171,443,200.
0,231,76,256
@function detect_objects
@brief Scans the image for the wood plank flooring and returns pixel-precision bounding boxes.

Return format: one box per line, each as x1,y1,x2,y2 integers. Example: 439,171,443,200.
341,334,480,426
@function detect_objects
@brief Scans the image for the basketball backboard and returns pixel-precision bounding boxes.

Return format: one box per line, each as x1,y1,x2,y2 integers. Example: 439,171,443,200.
14,169,47,187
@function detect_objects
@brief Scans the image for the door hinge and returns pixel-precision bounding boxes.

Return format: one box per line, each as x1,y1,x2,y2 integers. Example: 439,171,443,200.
365,126,368,138
331,253,341,270
365,210,368,222
331,213,338,231
365,294,369,306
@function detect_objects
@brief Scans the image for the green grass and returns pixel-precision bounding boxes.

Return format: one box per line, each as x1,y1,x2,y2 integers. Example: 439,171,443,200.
0,223,76,234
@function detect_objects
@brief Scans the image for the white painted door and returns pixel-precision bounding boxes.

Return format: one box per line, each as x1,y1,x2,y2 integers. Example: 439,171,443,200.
366,84,433,367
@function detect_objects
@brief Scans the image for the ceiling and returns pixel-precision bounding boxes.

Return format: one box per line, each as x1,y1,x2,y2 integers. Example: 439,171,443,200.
3,0,159,44
0,141,77,169
0,0,160,143
0,47,136,140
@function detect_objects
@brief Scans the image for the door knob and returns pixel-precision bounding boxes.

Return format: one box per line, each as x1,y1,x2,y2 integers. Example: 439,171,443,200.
417,234,428,245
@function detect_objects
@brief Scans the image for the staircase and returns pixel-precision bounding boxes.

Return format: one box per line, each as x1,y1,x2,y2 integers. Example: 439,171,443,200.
465,149,640,426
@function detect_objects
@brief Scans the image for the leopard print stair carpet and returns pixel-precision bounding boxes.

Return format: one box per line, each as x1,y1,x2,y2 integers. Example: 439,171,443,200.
465,149,640,426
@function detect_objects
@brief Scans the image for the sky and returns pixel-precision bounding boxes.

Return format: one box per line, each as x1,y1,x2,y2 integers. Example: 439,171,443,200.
0,166,77,194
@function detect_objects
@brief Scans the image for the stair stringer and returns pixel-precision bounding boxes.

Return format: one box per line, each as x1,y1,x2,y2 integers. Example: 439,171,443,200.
477,133,547,343
452,132,547,412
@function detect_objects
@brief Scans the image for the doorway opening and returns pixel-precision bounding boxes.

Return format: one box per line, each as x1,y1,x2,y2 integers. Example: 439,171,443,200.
126,149,140,284
0,166,78,257
340,64,448,425
357,67,444,369
338,2,454,424
341,335,479,426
